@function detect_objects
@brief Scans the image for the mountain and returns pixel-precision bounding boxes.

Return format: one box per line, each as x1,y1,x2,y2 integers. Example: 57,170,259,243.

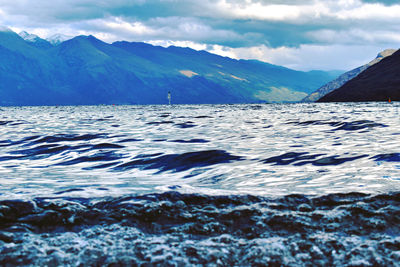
46,33,73,45
318,49,400,102
303,49,397,102
19,31,53,49
19,31,40,42
0,29,339,106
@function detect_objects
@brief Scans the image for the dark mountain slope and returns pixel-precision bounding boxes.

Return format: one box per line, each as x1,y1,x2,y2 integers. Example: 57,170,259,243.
318,49,400,102
303,49,397,102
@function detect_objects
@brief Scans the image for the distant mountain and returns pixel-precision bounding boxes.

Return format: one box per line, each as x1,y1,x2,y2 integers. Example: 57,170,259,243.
303,49,397,102
19,31,53,49
19,31,40,42
318,49,400,102
46,33,73,45
0,29,339,106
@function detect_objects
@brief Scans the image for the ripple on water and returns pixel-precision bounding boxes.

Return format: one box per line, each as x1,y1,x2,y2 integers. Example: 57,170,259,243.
0,103,399,197
112,150,243,173
372,153,400,162
262,152,368,166
31,133,108,144
0,192,400,266
0,103,400,264
170,139,209,143
288,119,388,131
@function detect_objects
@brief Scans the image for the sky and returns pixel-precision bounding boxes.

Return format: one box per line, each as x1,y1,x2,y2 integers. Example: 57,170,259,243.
0,0,399,71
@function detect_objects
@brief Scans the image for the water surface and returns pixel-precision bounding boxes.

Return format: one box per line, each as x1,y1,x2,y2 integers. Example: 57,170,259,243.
1,103,399,265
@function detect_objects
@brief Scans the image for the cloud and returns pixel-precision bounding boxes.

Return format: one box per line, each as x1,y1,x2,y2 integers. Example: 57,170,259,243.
0,0,399,70
308,28,400,45
221,44,385,71
138,39,387,71
361,0,399,5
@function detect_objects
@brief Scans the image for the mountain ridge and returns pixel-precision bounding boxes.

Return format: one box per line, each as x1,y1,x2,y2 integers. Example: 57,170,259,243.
303,49,397,102
318,49,400,102
0,29,339,106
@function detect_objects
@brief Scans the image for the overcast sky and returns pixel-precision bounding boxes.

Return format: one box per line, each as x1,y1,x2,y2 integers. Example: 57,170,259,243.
1,0,399,71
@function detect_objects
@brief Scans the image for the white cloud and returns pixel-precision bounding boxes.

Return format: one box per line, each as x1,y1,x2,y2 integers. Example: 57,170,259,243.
148,40,208,51
104,18,156,36
0,0,400,71
70,16,244,45
130,39,389,71
308,28,400,45
334,2,400,20
211,0,400,23
212,44,388,71
216,1,304,21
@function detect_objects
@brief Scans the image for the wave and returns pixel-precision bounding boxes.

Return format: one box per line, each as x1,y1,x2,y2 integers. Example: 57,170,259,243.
112,150,243,173
170,139,209,143
1,132,397,174
262,152,368,166
1,191,399,266
288,119,388,131
372,153,400,162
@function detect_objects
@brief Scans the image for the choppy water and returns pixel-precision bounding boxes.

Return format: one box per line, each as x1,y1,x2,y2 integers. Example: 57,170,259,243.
1,103,400,266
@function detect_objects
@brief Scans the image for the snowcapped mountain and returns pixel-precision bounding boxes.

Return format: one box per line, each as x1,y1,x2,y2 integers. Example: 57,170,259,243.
18,31,72,46
19,31,41,42
18,31,53,49
46,33,73,45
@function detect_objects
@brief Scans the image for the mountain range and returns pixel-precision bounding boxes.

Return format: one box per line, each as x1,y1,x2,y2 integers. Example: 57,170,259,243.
302,49,397,102
0,28,340,106
318,49,400,102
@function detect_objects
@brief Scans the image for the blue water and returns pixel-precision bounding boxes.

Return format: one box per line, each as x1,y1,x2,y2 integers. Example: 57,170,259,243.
1,103,400,265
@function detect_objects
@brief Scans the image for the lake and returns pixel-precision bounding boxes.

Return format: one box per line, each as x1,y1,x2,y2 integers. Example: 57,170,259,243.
0,103,399,265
